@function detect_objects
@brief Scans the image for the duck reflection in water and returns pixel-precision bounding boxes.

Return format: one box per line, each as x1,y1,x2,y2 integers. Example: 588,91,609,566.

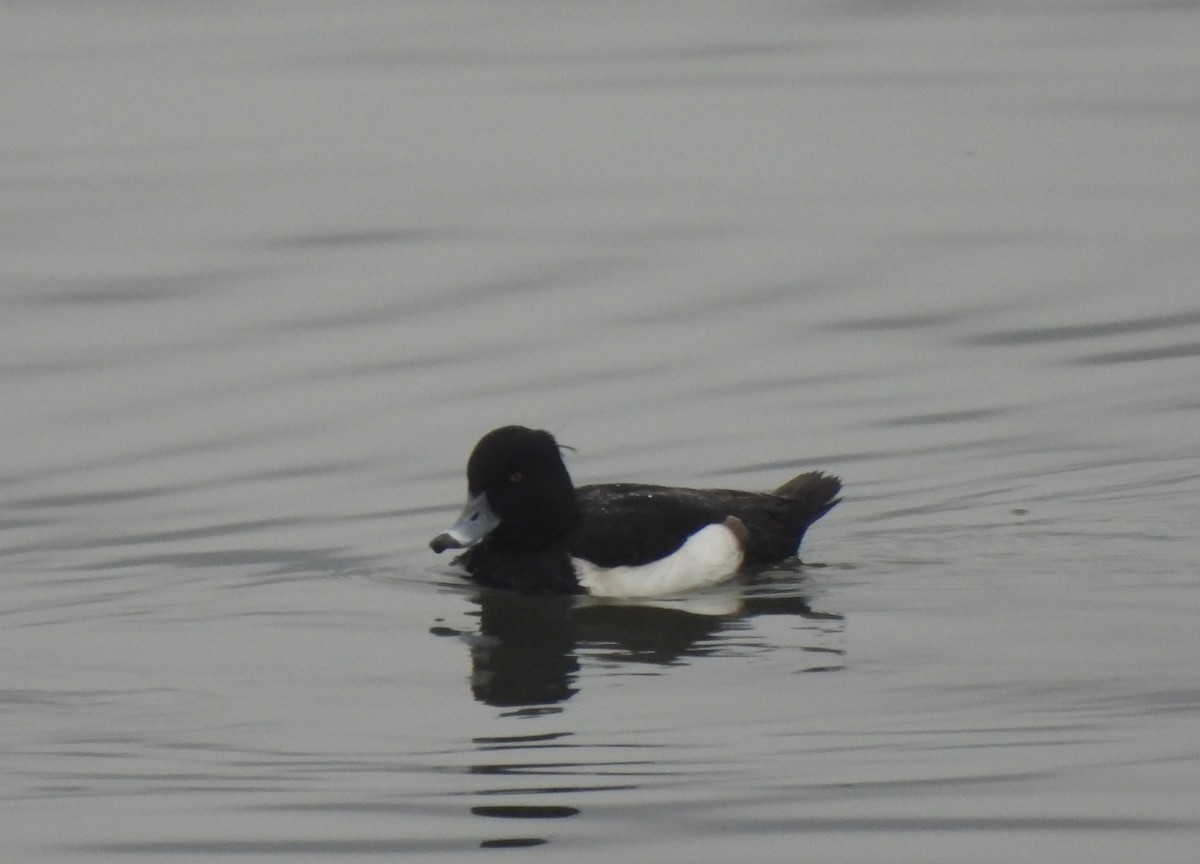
433,579,845,709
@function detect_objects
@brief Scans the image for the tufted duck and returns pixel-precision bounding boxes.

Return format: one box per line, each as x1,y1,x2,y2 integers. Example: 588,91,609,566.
430,425,841,596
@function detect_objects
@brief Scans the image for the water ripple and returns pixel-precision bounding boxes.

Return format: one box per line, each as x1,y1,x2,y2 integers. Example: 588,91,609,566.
965,309,1200,346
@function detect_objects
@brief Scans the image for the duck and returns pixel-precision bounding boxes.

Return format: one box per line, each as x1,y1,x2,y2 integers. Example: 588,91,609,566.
429,425,841,596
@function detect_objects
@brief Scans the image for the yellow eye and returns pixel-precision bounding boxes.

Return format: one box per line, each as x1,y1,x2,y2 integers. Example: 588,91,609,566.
510,471,523,483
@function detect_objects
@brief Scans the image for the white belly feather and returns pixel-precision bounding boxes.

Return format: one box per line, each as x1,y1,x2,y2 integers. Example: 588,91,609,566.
571,520,746,598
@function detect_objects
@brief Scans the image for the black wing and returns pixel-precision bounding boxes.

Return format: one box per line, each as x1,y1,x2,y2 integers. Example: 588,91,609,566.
569,484,735,569
571,476,841,569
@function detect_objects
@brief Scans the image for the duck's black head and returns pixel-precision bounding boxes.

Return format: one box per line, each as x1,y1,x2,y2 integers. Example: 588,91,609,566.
430,426,579,554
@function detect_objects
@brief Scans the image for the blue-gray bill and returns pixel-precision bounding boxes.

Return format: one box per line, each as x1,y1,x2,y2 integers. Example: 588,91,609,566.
429,492,499,553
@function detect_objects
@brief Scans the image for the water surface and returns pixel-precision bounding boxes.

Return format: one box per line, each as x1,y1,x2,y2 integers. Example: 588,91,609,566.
3,1,1198,861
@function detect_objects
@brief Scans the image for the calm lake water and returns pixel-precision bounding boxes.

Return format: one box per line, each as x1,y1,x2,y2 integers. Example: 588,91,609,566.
3,1,1199,861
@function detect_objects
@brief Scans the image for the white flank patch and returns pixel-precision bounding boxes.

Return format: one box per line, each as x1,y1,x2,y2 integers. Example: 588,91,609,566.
572,522,745,598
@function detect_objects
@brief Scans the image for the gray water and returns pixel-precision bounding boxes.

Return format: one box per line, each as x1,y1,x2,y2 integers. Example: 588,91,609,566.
3,2,1199,861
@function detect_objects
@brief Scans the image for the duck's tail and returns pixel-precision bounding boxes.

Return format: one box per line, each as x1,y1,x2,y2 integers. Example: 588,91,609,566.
774,471,842,528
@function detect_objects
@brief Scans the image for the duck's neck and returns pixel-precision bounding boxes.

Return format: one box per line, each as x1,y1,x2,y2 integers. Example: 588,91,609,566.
497,471,580,551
